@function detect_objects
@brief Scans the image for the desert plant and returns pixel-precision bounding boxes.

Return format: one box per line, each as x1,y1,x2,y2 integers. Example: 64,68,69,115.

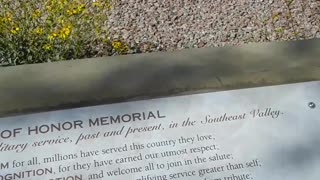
0,0,128,66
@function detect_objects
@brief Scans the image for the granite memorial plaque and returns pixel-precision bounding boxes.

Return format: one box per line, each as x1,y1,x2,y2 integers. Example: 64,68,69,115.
0,81,319,180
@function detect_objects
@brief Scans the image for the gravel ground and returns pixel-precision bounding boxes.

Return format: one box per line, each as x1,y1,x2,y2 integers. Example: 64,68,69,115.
107,0,320,53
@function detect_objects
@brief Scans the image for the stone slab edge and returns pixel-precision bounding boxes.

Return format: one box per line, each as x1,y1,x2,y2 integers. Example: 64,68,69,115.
0,39,319,117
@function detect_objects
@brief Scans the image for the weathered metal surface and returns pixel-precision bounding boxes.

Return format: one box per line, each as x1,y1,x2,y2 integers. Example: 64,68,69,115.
0,81,319,179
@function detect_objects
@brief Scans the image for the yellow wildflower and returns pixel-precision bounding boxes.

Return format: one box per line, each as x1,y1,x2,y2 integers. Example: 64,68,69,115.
59,25,72,39
1,12,12,23
58,0,67,7
48,32,58,40
58,17,65,24
67,4,85,15
32,9,41,18
10,27,20,34
67,9,77,15
2,16,11,23
34,27,44,35
46,6,51,11
111,41,122,49
43,44,52,50
77,4,85,12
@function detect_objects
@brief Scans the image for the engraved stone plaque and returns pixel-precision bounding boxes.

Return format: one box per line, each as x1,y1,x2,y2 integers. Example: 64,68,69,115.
0,81,319,180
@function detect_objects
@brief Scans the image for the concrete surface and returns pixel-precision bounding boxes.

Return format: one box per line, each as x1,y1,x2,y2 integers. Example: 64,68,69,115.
0,39,319,117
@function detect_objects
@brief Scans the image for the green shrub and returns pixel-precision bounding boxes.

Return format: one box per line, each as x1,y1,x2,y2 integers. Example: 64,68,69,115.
0,0,128,66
